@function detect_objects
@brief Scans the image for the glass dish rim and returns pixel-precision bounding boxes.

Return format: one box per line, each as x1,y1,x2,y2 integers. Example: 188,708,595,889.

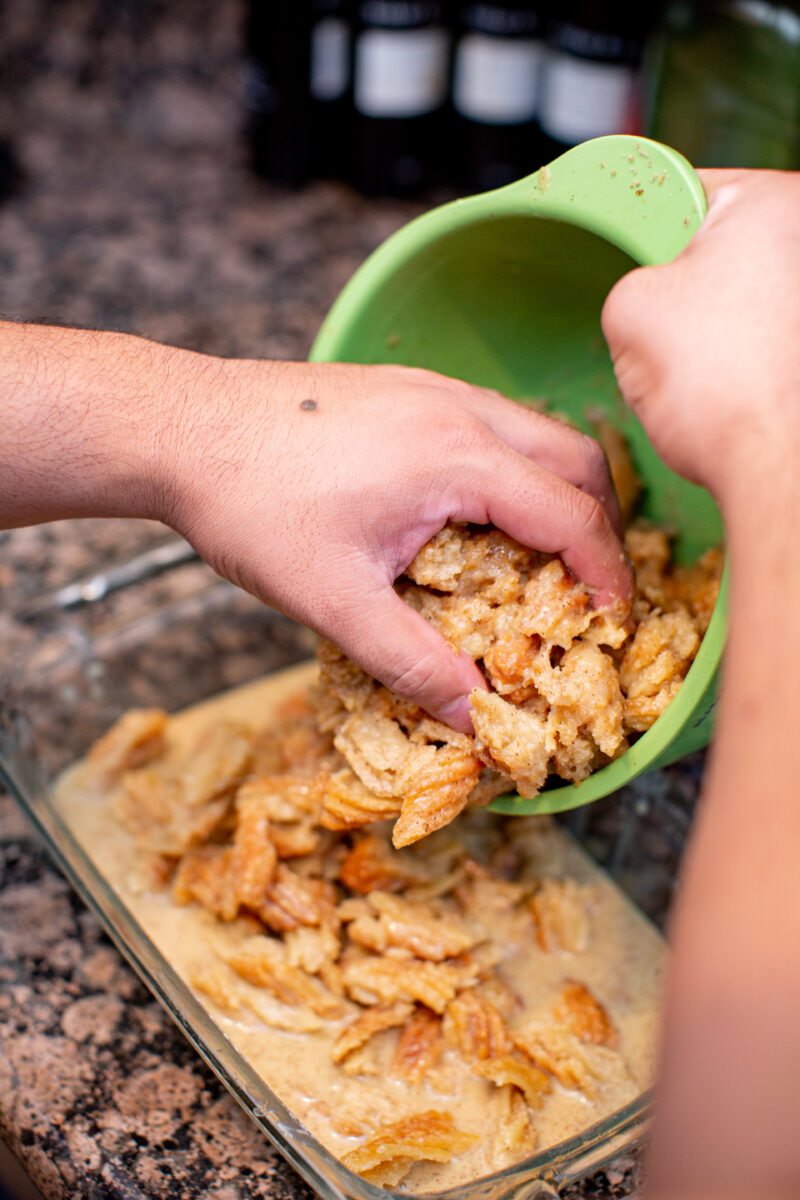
1,725,652,1200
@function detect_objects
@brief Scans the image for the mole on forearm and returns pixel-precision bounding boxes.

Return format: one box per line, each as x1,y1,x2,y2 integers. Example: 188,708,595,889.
299,398,318,412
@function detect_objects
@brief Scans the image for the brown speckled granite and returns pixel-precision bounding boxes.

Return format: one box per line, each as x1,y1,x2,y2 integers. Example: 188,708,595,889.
0,2,702,1196
0,794,316,1200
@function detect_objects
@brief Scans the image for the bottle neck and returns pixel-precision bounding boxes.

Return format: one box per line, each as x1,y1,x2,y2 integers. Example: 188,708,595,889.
356,0,444,30
458,4,543,38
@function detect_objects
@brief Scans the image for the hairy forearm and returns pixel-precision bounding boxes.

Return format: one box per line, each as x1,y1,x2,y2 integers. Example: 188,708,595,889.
0,320,210,528
647,450,800,1196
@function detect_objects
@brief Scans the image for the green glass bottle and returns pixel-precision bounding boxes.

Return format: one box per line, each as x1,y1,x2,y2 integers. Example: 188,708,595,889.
648,0,800,169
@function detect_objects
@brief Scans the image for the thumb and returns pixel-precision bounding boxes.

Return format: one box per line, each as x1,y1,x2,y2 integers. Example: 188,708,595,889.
601,262,670,419
315,575,487,733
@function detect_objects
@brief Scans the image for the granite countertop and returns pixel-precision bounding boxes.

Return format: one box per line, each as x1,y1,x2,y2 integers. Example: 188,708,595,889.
0,3,701,1197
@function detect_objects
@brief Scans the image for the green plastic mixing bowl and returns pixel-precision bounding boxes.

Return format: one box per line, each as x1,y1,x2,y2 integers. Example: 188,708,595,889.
310,133,726,816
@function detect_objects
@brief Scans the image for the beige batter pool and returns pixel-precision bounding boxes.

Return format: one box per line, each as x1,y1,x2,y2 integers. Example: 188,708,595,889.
55,662,665,1192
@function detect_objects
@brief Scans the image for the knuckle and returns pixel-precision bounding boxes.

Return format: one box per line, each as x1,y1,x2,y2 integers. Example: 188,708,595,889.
432,410,489,458
569,488,609,541
404,365,447,388
385,650,443,701
576,431,608,481
601,267,646,343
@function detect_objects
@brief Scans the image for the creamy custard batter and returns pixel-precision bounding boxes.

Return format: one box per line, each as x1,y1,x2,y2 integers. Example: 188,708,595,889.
55,663,664,1193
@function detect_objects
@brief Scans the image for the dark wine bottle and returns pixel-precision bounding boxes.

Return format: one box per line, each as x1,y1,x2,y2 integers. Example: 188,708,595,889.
537,3,654,159
352,0,451,196
243,1,353,185
308,0,354,179
451,2,546,193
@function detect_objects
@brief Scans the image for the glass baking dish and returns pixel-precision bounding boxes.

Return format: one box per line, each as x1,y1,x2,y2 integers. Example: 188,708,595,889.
0,529,697,1200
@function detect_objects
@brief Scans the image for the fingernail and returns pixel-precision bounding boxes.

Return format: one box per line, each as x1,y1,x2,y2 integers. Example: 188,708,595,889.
437,695,474,734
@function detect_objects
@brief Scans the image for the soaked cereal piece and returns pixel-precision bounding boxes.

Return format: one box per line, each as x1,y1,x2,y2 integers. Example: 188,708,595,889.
457,529,531,604
392,1005,443,1082
340,835,428,894
482,629,539,702
625,525,672,625
283,924,340,975
468,769,516,808
665,546,724,635
403,585,497,662
177,722,253,808
470,691,550,799
454,942,504,982
235,774,322,823
121,771,232,856
403,525,472,592
332,1001,414,1065
520,560,593,649
341,1111,478,1183
530,878,591,954
472,1054,552,1109
329,699,483,849
85,708,167,787
173,846,237,921
334,709,415,798
223,935,345,1017
315,639,375,718
513,1022,635,1101
548,714,602,785
622,681,683,735
406,526,528,604
620,609,700,733
189,961,245,1016
454,860,528,919
341,898,389,955
491,1086,537,1157
320,769,402,830
442,990,509,1061
249,702,334,777
393,743,482,848
190,962,325,1033
474,975,522,1020
340,1043,383,1077
529,641,624,760
270,823,319,859
582,609,632,650
341,955,471,1013
256,863,339,932
366,892,481,962
118,721,252,855
229,791,278,909
555,980,618,1049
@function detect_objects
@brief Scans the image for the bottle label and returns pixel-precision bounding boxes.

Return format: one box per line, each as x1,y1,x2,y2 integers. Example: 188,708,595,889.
549,23,628,62
538,51,636,144
354,27,448,117
310,17,350,102
453,33,541,124
462,4,540,37
359,0,442,28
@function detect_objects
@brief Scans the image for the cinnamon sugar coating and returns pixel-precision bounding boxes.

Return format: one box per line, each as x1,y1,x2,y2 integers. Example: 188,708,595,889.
315,512,720,845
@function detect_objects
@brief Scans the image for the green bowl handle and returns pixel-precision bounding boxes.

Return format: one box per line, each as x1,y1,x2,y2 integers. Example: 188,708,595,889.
502,134,707,267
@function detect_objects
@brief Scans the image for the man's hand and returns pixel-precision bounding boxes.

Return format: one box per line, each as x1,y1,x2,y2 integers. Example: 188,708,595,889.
164,358,632,731
602,168,800,504
602,169,800,1200
0,323,633,731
